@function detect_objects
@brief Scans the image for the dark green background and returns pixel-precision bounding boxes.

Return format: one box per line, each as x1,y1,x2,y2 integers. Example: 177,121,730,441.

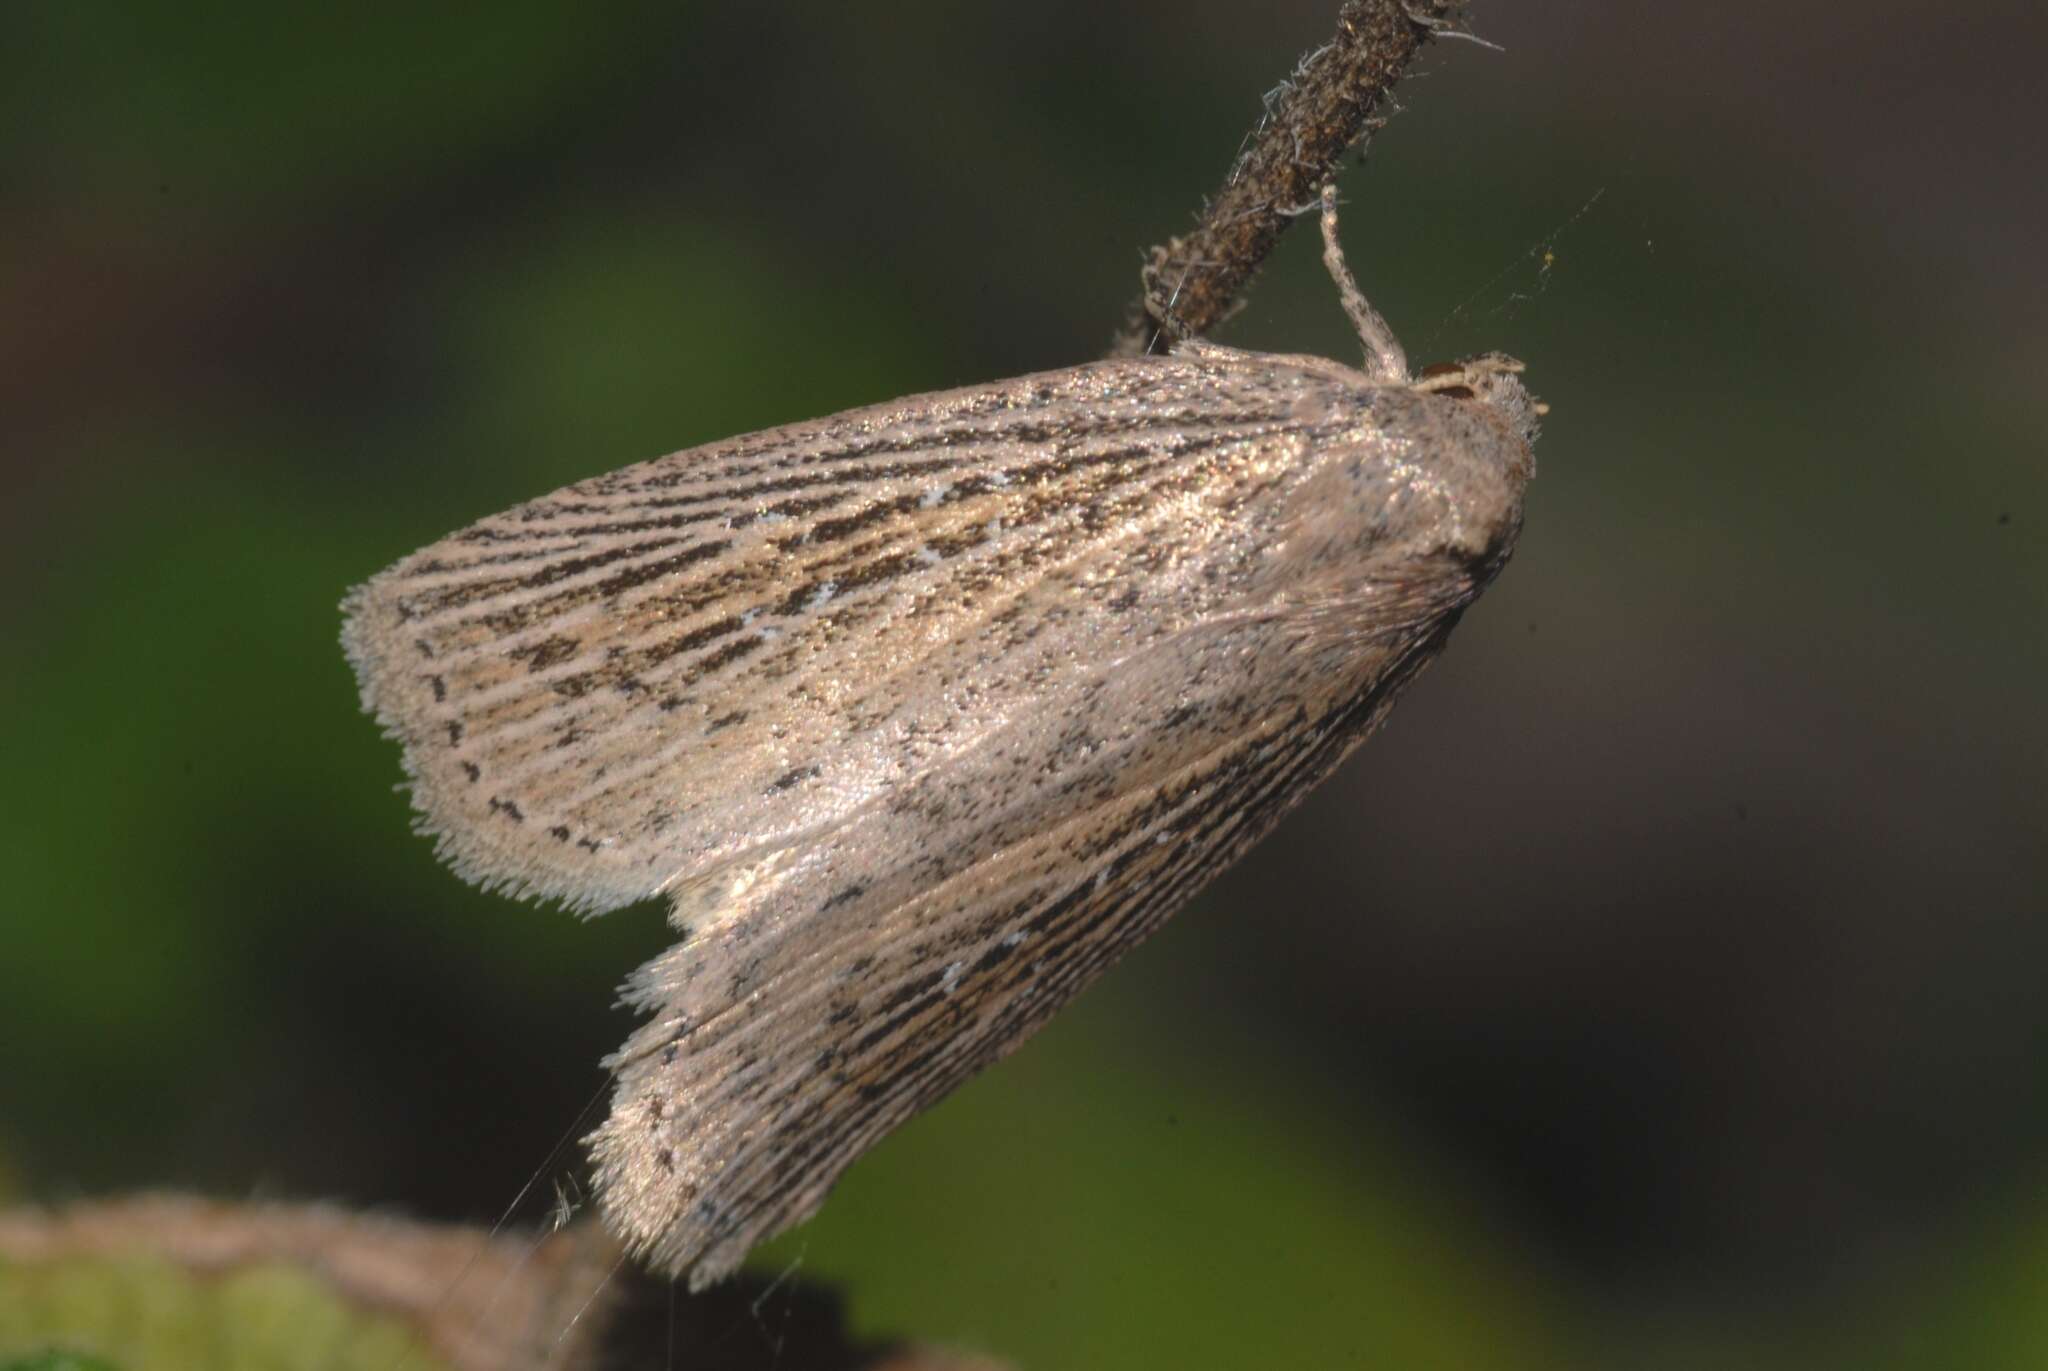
5,3,2044,1366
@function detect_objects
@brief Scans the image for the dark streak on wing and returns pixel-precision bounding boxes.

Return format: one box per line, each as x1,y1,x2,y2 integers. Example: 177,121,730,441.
345,347,1379,925
602,615,1460,1274
771,632,1450,1197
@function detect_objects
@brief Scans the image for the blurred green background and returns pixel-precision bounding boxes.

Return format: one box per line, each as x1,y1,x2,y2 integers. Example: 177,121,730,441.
4,3,2044,1367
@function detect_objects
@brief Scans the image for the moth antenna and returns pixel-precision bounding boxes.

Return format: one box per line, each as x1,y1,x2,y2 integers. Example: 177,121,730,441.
1319,183,1408,384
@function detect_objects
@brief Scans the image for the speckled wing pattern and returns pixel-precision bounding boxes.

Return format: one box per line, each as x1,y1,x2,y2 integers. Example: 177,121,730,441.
343,342,1535,1285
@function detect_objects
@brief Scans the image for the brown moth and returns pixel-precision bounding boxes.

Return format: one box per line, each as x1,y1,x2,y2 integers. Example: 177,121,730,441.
342,188,1539,1287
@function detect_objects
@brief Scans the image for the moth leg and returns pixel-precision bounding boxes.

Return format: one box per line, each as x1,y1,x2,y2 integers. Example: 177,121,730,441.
1319,183,1409,385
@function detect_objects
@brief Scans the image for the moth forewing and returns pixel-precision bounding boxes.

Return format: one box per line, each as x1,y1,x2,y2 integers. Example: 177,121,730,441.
343,196,1538,1286
343,350,1517,915
592,575,1480,1286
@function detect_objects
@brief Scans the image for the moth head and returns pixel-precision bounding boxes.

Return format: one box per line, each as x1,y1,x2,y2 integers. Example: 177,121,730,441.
1272,366,1536,608
1416,353,1546,453
1381,352,1539,582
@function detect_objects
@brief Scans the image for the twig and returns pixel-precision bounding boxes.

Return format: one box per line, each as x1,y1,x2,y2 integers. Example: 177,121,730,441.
1112,0,1470,356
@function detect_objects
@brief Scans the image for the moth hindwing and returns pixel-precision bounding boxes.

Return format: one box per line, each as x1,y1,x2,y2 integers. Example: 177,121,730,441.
342,195,1539,1286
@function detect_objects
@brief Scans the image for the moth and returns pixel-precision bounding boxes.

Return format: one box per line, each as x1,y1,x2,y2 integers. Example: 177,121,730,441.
343,187,1540,1287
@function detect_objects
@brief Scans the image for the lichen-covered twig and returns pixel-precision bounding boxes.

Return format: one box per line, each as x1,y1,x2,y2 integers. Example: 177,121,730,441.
1113,0,1472,355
